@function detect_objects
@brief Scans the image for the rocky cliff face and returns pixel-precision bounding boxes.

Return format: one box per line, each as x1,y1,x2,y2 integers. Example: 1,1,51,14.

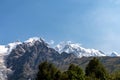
5,38,79,80
6,39,60,80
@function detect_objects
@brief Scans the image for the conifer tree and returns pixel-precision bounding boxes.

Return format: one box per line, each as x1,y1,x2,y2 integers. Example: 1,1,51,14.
36,61,61,80
85,57,108,80
64,64,85,80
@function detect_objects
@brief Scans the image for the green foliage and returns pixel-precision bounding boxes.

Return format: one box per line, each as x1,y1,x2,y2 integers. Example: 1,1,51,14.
68,64,85,80
36,61,61,80
85,76,100,80
36,62,85,80
36,58,120,80
62,64,85,80
109,70,120,80
85,57,108,80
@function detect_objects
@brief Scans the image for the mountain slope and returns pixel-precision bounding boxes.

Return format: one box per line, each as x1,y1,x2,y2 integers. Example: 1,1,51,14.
0,41,22,80
110,52,120,57
0,45,9,80
0,37,120,80
6,38,60,80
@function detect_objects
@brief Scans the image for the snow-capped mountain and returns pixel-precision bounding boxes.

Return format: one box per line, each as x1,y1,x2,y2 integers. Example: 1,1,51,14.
6,37,59,80
0,37,44,80
24,37,44,46
110,51,120,57
55,41,106,58
0,37,120,80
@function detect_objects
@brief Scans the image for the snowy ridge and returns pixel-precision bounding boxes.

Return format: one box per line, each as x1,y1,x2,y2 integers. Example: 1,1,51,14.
110,51,120,57
55,41,106,58
24,37,44,46
24,37,41,43
7,41,22,54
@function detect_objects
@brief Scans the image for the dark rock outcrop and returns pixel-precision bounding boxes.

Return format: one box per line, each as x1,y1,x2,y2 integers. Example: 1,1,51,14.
6,40,60,80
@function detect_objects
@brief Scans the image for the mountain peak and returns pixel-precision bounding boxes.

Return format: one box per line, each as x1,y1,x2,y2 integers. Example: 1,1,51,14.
0,37,120,80
55,41,106,58
24,37,46,46
24,37,42,43
111,51,120,57
55,41,81,53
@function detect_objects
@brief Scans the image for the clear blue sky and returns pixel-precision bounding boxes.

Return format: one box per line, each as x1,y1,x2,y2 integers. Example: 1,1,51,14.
1,0,120,54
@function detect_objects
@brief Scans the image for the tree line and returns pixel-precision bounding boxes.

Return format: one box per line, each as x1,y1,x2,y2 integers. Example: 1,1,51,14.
36,57,120,80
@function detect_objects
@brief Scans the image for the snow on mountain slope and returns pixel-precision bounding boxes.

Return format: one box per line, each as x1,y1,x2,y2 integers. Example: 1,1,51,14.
55,41,106,58
110,51,120,57
1,37,120,80
0,46,8,54
0,45,10,80
24,37,45,46
0,37,42,80
7,41,22,54
0,41,23,80
24,37,42,43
